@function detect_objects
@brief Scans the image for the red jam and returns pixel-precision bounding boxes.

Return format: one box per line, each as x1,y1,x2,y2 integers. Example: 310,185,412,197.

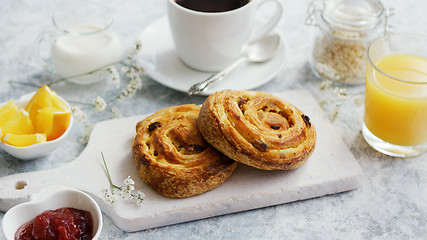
15,207,93,240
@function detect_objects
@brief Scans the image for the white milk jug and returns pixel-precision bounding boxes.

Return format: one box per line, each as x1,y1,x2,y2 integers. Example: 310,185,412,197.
35,2,122,84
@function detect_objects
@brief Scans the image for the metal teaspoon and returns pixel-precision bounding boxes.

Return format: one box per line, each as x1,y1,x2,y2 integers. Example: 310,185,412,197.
188,34,283,95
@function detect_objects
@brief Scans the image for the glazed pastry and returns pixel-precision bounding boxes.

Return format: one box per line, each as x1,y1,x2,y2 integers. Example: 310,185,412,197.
198,90,316,170
132,104,237,198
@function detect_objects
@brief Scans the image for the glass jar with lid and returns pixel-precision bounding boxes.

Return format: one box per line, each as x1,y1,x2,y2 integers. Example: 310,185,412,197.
306,0,394,84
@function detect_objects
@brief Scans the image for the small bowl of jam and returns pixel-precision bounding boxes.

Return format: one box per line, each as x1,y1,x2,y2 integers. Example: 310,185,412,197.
2,187,102,240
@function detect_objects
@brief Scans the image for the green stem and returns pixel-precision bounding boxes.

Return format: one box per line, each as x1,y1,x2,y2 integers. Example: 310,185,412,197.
8,81,42,89
47,60,129,86
8,59,134,89
107,95,120,103
68,100,95,106
101,152,121,190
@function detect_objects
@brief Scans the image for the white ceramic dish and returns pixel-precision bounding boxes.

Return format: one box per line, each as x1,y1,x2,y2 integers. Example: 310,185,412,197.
2,187,102,240
137,17,287,95
0,92,73,160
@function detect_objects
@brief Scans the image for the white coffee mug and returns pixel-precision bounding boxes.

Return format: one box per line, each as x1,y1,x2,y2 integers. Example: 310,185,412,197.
34,2,122,84
167,0,283,72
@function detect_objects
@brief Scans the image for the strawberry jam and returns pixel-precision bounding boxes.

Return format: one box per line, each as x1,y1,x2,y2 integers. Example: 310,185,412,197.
15,207,93,240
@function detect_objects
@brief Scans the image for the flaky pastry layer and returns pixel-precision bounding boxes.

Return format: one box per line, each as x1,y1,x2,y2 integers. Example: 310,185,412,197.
198,90,316,170
132,104,236,198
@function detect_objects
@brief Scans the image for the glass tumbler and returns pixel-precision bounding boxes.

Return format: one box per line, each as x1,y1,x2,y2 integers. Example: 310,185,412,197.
363,33,427,157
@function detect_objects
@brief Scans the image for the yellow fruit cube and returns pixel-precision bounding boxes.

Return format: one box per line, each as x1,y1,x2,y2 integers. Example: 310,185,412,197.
25,85,69,127
2,133,47,147
35,107,71,141
0,109,34,135
0,100,18,125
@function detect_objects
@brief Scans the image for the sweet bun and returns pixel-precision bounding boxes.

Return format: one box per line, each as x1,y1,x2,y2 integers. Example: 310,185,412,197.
132,104,237,198
198,90,316,170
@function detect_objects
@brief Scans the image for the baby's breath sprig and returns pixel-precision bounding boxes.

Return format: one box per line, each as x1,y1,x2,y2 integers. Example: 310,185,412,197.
80,123,93,144
68,40,145,117
71,106,87,122
107,66,120,89
318,80,364,121
111,107,122,118
93,96,107,112
101,152,145,206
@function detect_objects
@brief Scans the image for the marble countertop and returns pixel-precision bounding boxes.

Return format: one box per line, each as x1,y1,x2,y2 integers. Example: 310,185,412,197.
0,0,426,239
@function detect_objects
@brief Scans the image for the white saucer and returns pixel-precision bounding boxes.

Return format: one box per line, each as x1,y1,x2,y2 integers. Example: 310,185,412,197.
137,17,286,95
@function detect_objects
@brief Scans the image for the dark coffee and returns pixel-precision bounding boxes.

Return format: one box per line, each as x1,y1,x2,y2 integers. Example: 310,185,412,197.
175,0,250,13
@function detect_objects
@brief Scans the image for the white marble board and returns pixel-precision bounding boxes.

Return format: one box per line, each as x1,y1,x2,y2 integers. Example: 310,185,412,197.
0,90,362,232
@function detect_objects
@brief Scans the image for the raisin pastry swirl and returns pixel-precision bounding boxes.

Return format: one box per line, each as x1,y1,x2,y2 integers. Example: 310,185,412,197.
132,104,237,198
198,90,316,170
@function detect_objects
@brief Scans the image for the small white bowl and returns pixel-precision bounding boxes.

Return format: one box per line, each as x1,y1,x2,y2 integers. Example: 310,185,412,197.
2,187,102,240
0,92,73,160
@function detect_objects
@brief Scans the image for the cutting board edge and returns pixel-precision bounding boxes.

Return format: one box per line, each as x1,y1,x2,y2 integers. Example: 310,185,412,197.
108,170,362,232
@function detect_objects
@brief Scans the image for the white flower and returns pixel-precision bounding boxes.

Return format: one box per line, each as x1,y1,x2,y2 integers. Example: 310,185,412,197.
111,107,122,118
133,64,145,75
122,176,136,194
80,123,93,144
353,94,364,106
102,188,115,205
125,40,143,63
333,87,348,99
124,176,135,186
121,66,129,74
107,66,120,89
132,192,145,205
130,75,143,89
102,175,145,205
320,80,332,90
101,153,145,206
136,191,145,199
93,96,107,112
71,106,87,122
125,184,135,192
118,74,143,100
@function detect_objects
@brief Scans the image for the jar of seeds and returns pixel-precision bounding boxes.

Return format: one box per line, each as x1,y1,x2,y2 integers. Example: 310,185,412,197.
306,0,394,84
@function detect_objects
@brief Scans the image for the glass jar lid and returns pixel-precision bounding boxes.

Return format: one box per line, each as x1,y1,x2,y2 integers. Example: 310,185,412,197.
306,0,393,32
323,0,385,30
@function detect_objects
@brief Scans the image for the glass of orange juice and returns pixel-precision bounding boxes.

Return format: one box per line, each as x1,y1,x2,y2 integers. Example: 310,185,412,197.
363,33,427,157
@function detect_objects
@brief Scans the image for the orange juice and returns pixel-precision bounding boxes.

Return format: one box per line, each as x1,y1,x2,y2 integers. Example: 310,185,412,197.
364,53,427,146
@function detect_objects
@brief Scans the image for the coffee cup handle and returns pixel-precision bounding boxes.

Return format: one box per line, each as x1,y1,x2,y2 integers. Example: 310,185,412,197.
250,0,283,43
33,31,56,72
